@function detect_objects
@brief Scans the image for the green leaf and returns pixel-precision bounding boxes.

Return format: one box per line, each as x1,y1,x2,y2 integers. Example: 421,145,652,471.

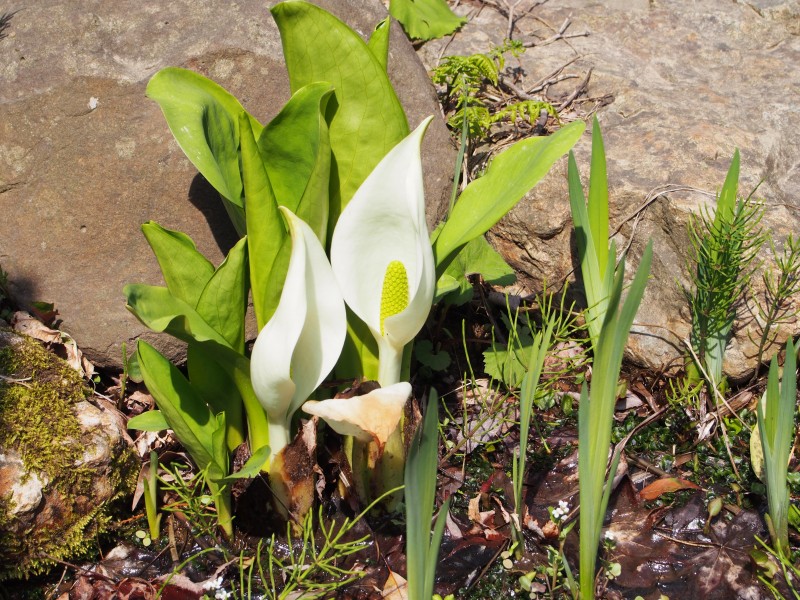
146,67,262,235
587,117,609,277
437,235,515,305
414,339,451,371
406,389,448,600
195,235,249,352
124,284,231,349
483,319,534,388
240,112,290,328
389,0,466,41
137,341,216,470
433,120,585,274
259,82,334,245
578,242,652,600
272,1,409,235
215,445,271,483
208,412,229,482
717,148,740,221
336,309,380,382
568,149,607,349
141,222,215,307
367,18,391,70
187,344,245,451
126,410,169,432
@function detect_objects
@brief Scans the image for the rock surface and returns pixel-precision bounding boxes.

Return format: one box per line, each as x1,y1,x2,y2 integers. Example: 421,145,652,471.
419,0,800,379
0,330,137,579
0,0,454,369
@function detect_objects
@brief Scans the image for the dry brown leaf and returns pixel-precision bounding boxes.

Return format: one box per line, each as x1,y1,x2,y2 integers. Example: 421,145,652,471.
638,477,701,501
382,570,408,599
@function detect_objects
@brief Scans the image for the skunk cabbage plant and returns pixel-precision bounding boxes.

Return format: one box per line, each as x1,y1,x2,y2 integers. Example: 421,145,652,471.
250,207,347,457
330,117,435,386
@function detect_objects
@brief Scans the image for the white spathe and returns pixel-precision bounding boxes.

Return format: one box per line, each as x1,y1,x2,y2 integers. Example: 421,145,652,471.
330,117,435,386
250,207,346,455
302,382,412,448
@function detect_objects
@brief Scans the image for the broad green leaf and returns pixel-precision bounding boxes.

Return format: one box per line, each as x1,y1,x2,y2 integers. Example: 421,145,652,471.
141,222,214,307
240,112,289,328
587,117,609,277
272,1,409,235
146,67,263,235
196,235,249,352
124,284,231,349
215,445,271,483
389,0,466,41
433,120,585,274
137,340,215,470
259,82,334,245
437,235,515,305
187,344,245,451
368,18,391,70
126,409,169,432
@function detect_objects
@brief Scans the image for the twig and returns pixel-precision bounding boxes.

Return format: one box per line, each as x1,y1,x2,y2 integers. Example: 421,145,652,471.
523,16,589,48
556,67,592,111
0,374,32,387
612,185,715,237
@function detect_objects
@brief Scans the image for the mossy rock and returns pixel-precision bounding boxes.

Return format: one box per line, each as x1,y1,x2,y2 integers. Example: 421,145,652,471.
0,329,138,580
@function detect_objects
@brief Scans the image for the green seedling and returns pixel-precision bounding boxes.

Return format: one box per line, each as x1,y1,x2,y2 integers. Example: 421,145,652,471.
143,450,162,542
757,338,797,557
405,389,450,600
686,150,765,392
512,318,554,551
568,117,612,352
578,242,653,600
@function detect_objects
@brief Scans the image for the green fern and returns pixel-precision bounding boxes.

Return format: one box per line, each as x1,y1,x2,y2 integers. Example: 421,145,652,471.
432,39,540,141
493,99,559,127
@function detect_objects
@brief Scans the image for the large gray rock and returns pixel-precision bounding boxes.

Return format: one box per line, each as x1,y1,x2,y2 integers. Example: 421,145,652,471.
0,0,454,368
419,0,800,380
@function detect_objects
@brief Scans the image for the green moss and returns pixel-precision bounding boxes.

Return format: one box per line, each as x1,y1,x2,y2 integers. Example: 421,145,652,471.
0,331,137,580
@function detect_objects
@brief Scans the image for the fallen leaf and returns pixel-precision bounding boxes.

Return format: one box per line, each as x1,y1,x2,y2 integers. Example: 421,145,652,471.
382,570,408,599
639,477,701,501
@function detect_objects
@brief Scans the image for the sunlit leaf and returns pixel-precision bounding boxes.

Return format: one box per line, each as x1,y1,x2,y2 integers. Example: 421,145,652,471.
433,121,585,274
272,1,409,235
389,0,466,41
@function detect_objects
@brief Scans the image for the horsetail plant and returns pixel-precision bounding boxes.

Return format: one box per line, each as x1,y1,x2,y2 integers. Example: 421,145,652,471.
757,337,797,557
579,241,652,600
752,234,800,376
686,150,765,391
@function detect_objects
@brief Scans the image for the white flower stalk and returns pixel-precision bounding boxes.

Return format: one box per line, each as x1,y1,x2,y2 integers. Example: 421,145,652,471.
330,117,435,386
250,207,346,456
303,382,411,450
